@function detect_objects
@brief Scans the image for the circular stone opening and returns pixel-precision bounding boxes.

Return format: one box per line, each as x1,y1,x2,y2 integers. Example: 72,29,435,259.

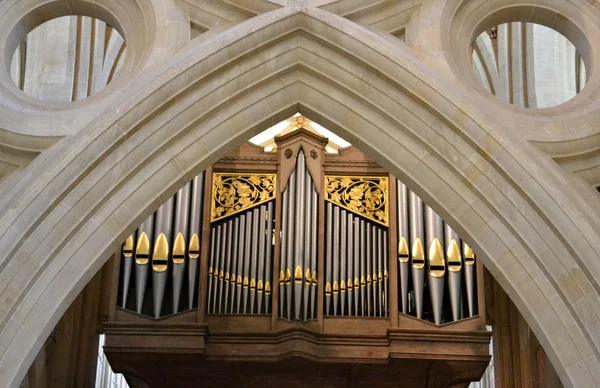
471,22,586,109
10,15,126,102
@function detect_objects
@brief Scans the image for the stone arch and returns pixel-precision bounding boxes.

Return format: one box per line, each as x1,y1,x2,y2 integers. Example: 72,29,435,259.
0,6,599,388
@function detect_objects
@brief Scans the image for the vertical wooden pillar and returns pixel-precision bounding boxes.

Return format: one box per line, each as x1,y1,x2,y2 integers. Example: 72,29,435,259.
488,270,562,388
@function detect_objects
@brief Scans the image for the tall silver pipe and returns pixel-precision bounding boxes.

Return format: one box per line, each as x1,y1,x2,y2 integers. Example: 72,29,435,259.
303,178,313,320
310,189,318,319
365,222,372,316
332,205,340,316
340,209,347,316
425,205,445,325
207,225,218,314
464,242,476,317
188,173,203,309
445,224,462,321
286,170,296,319
257,204,267,314
372,226,379,317
359,219,366,316
294,151,306,320
223,219,234,314
236,214,246,314
172,183,190,314
243,210,252,314
121,235,134,308
409,191,425,319
325,202,333,315
152,198,173,319
215,221,227,314
397,181,410,314
265,201,274,314
377,227,383,317
279,188,289,318
353,216,360,316
135,215,153,314
229,217,240,314
383,229,388,317
347,213,354,316
250,207,260,314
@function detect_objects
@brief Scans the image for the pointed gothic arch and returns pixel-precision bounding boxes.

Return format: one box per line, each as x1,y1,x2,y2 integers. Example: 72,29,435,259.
0,6,599,388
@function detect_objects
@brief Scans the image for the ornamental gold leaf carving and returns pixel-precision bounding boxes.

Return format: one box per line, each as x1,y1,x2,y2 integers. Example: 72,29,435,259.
325,176,388,226
211,173,276,222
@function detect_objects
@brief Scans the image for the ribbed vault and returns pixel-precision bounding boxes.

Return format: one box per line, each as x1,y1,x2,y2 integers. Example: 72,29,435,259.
1,3,600,388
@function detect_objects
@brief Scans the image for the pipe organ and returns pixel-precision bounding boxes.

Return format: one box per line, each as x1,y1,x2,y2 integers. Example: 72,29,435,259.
104,119,491,387
119,173,204,318
397,181,478,324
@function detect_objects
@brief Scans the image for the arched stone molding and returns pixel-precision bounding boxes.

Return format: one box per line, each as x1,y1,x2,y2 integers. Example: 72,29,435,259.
0,4,600,388
408,0,600,186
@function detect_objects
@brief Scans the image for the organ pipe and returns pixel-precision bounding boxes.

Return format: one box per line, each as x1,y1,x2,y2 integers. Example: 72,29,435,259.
172,183,190,314
236,214,246,314
310,190,318,319
257,205,267,314
397,181,410,314
464,242,476,317
294,150,307,319
266,201,274,314
135,215,153,314
409,191,425,319
445,224,462,321
120,235,134,309
425,205,445,325
279,188,289,318
152,198,173,319
285,170,296,319
340,209,347,317
188,173,204,310
325,201,333,316
347,212,354,316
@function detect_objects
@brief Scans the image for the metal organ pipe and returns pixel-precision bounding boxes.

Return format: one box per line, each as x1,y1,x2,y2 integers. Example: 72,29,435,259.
425,205,445,325
346,213,354,316
294,151,306,320
265,201,274,314
409,191,425,319
285,170,296,319
303,178,313,320
229,217,240,314
172,183,190,314
121,235,134,309
310,189,318,319
188,173,204,310
152,198,173,319
135,215,153,314
445,224,462,321
340,209,347,317
397,181,410,314
464,242,476,317
325,202,333,316
236,214,246,314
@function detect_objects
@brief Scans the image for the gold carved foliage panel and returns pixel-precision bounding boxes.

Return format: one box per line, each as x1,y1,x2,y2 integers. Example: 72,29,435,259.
211,173,276,222
325,176,388,226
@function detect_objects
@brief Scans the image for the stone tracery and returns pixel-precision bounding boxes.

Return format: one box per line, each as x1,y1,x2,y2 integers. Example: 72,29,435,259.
0,1,600,387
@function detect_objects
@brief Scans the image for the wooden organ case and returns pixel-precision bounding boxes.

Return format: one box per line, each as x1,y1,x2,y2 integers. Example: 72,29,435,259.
102,126,491,387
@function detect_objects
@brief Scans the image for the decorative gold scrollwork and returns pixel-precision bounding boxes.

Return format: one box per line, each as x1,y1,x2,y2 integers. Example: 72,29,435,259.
324,175,388,226
211,173,276,222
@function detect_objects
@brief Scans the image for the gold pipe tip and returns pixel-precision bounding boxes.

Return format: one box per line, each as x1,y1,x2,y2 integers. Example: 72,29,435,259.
447,239,462,272
189,233,200,259
173,232,186,264
250,279,256,289
411,238,425,270
122,235,134,257
257,280,263,293
265,281,271,295
152,232,169,272
305,268,312,285
325,282,331,295
135,231,150,265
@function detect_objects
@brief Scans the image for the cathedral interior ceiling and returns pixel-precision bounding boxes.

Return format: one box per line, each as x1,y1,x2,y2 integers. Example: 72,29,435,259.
1,1,600,387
